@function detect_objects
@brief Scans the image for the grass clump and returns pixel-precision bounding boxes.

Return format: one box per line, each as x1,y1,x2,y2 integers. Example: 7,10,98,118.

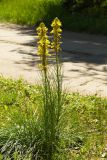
0,77,107,159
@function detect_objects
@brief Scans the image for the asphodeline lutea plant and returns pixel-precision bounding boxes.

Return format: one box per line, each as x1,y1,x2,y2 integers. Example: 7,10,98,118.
51,17,62,123
36,18,63,160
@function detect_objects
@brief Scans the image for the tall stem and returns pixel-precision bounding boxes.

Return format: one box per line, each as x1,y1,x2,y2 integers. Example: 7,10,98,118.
55,38,62,124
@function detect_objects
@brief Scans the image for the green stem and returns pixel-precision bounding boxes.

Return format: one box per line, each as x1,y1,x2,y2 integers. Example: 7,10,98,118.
42,44,54,160
55,41,62,125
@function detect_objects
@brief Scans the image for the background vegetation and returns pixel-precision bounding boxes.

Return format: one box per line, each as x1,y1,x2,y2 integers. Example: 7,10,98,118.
0,0,107,34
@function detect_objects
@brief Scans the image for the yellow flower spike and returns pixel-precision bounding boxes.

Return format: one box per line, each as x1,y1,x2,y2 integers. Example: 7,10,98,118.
51,17,62,53
36,22,50,71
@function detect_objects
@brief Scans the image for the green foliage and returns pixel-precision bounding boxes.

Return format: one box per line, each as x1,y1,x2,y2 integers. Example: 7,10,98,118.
62,8,107,34
0,0,107,34
63,0,107,9
0,77,107,159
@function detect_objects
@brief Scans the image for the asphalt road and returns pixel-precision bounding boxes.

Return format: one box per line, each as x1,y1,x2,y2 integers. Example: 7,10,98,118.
0,23,107,96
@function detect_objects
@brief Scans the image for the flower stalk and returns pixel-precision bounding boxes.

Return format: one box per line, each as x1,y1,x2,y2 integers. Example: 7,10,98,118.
37,22,51,159
51,17,62,123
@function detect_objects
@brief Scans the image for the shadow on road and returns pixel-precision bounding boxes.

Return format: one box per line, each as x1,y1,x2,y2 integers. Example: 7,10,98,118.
5,25,106,86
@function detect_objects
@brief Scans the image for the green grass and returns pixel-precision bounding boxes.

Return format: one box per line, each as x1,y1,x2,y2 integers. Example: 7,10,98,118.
0,76,107,159
0,0,107,34
0,0,63,25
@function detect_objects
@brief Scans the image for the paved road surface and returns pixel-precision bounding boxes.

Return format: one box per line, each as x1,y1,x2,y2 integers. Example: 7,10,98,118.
0,23,107,96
